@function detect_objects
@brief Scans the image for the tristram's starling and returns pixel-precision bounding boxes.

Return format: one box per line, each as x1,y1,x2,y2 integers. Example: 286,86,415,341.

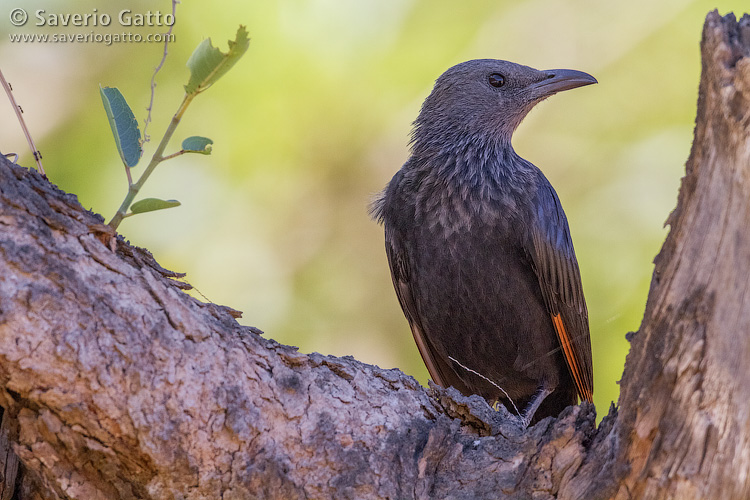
371,59,595,426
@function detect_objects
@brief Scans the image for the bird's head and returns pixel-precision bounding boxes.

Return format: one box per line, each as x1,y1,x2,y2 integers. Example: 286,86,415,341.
412,59,596,153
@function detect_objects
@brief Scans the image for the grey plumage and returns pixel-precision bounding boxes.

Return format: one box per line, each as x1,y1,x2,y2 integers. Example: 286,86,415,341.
372,59,595,425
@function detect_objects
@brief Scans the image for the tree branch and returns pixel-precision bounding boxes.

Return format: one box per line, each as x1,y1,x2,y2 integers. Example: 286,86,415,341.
610,11,750,500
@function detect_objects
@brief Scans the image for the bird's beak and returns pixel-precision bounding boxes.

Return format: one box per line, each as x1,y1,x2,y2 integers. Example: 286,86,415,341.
531,69,597,97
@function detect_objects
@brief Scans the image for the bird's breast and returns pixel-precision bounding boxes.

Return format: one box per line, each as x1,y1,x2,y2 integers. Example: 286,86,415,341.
415,180,522,239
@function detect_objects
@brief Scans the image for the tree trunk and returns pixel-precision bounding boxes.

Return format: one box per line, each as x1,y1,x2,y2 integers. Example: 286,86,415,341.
0,10,748,500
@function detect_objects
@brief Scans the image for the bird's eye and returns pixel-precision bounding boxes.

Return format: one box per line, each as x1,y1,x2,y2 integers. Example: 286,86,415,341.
488,73,506,88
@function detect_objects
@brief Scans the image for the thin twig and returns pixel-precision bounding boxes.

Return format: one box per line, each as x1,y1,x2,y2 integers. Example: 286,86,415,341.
0,68,46,176
142,0,180,144
447,355,521,417
160,150,186,161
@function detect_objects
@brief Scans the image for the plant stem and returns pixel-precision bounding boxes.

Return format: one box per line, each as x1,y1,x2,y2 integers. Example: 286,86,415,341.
143,0,179,144
0,68,46,176
160,150,186,161
108,92,196,230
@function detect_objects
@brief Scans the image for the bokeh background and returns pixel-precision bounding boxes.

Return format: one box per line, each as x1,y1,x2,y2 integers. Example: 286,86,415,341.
2,0,746,419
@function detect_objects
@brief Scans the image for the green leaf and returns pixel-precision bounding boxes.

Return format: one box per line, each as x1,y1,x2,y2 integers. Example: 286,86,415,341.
182,136,213,155
185,25,250,95
130,198,181,215
99,86,142,168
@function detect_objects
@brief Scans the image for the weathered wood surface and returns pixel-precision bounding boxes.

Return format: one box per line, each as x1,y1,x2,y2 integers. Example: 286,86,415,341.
0,10,748,500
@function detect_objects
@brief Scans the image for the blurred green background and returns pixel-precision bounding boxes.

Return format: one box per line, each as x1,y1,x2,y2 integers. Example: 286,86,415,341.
2,0,746,419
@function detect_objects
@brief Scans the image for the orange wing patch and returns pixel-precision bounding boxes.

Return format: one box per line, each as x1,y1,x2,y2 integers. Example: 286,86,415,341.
551,313,593,403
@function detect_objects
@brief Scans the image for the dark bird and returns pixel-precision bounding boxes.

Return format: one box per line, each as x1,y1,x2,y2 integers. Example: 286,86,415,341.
371,59,595,426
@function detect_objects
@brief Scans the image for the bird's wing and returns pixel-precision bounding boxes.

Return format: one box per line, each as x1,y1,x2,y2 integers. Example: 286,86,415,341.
384,223,451,388
528,183,593,403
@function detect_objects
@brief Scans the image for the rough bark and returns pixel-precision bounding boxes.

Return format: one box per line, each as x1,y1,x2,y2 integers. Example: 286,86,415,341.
611,11,750,500
0,9,748,500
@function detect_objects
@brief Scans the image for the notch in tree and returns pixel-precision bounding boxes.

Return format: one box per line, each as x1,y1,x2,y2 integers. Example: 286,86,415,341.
103,25,249,231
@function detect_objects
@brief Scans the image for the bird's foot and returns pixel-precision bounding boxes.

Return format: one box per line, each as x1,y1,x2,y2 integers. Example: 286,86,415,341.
493,385,554,428
519,385,554,427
